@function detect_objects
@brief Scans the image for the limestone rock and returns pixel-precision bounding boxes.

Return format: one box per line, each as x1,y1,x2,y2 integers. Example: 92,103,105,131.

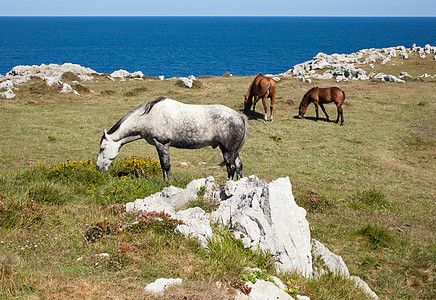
350,276,379,300
144,278,183,295
178,77,193,88
235,279,294,300
0,88,16,99
212,175,312,276
174,207,212,248
311,239,349,277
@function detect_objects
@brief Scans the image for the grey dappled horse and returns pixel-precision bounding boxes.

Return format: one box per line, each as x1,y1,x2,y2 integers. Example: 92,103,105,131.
97,97,247,180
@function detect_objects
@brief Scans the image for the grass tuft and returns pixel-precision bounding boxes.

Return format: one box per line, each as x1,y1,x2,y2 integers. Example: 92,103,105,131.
356,224,393,249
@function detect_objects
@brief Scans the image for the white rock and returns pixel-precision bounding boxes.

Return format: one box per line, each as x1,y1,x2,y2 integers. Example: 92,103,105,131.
235,279,294,300
144,278,182,295
349,276,379,300
311,239,349,277
188,75,196,81
44,77,61,86
95,253,110,258
399,72,411,78
212,176,312,276
60,83,79,95
110,69,130,78
159,75,165,80
0,80,14,90
175,207,212,248
78,75,94,81
178,77,193,88
0,88,16,99
336,76,348,82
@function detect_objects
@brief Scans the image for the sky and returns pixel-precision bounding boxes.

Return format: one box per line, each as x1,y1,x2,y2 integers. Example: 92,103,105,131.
2,0,436,17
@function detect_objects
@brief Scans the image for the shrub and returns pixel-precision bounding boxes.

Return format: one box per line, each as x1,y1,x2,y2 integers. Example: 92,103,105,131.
357,224,393,249
354,188,388,208
298,190,337,213
120,210,184,235
0,192,48,228
123,87,148,97
109,156,161,178
47,159,106,186
101,89,115,95
28,182,65,205
84,218,120,242
60,71,80,82
28,80,61,95
72,83,90,94
84,211,184,243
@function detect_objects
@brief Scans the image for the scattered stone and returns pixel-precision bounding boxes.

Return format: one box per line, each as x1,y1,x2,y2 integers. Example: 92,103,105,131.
159,75,165,80
0,88,16,99
178,77,194,88
110,69,144,78
399,72,411,78
235,279,294,300
311,239,349,277
144,278,183,295
350,276,379,300
60,83,79,95
95,253,110,258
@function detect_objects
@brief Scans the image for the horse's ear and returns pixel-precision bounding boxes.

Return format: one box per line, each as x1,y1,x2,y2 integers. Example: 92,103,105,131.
104,129,113,142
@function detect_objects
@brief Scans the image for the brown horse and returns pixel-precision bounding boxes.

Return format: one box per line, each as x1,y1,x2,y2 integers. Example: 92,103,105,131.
244,73,277,121
298,87,345,125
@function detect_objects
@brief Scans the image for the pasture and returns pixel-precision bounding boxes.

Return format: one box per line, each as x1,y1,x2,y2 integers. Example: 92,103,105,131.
0,53,435,299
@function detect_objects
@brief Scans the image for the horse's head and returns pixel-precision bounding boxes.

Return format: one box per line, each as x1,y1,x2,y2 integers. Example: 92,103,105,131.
96,129,121,172
243,94,251,113
298,88,315,118
298,101,307,118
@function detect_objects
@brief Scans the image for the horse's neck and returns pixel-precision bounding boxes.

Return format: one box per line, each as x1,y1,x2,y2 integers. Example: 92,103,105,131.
109,115,143,146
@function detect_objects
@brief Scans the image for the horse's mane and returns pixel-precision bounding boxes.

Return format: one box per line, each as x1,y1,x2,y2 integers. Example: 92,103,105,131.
106,97,166,136
246,73,264,97
300,87,318,106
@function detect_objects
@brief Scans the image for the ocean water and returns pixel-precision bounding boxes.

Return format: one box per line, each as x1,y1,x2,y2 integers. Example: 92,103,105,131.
0,17,435,77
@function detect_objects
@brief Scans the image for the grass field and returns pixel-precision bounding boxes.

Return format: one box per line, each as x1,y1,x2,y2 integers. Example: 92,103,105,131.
0,52,435,299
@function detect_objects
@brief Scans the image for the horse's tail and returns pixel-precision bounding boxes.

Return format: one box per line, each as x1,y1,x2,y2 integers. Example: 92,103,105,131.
341,89,346,105
235,114,248,155
218,114,248,167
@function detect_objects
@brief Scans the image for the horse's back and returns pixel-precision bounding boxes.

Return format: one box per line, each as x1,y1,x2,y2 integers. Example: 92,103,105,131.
147,98,245,148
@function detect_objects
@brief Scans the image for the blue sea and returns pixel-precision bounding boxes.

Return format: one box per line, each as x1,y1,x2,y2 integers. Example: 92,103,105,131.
0,17,435,77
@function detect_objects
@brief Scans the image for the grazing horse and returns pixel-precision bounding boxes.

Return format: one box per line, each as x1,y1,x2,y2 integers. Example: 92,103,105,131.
298,87,345,125
244,73,277,121
96,97,247,181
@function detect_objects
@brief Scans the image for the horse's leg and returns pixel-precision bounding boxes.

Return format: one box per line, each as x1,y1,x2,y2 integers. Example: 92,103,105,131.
335,103,344,125
262,95,268,121
154,141,172,180
252,97,258,113
221,149,236,180
339,106,344,125
320,103,329,121
234,153,243,180
314,101,319,120
270,95,275,122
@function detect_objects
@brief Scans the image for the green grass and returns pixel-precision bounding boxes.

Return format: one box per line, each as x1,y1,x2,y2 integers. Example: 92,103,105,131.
0,51,435,298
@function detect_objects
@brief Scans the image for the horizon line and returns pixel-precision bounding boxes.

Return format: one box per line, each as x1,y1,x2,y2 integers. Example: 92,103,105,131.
1,15,436,18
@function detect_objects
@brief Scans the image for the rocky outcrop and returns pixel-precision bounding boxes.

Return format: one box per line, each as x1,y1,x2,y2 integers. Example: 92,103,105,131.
177,75,197,88
110,69,144,79
212,176,312,276
125,175,378,299
281,44,435,83
0,80,16,99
